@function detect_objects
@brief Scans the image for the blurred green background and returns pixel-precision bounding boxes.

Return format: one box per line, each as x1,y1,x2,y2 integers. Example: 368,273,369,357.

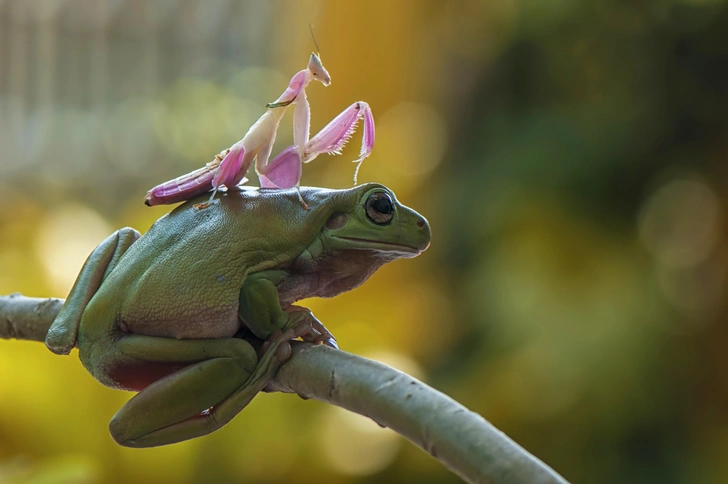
1,0,728,482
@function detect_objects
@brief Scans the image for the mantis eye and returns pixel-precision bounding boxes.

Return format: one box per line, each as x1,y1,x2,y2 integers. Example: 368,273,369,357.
365,192,394,225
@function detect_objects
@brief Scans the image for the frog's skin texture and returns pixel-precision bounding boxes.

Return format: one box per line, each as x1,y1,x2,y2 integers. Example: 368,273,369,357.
45,183,430,448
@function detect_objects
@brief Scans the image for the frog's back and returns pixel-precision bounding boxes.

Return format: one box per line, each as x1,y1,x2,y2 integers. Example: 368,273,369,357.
95,187,355,339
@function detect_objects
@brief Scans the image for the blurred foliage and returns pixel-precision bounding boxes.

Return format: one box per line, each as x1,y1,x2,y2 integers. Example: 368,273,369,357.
1,0,728,483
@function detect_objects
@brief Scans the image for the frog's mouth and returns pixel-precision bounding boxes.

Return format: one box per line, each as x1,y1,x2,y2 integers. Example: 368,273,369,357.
332,236,423,255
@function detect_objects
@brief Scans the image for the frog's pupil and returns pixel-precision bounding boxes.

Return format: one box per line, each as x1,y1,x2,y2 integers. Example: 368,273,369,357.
373,197,392,214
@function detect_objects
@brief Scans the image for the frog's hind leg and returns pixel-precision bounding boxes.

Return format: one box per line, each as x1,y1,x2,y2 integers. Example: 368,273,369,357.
45,228,141,355
108,319,312,448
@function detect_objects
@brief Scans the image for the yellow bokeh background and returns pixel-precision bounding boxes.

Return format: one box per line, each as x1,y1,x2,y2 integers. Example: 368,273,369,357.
2,0,728,483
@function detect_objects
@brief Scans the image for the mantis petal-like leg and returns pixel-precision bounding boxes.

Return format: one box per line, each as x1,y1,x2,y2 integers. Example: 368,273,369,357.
355,106,376,183
258,146,309,209
187,142,250,207
304,102,375,166
212,142,246,190
258,102,376,190
258,146,302,190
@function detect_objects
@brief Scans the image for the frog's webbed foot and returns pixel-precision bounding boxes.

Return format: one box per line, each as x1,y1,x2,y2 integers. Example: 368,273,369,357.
258,314,312,361
258,306,337,356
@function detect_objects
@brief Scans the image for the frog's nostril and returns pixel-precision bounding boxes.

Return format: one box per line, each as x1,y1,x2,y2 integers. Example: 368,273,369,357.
417,219,425,228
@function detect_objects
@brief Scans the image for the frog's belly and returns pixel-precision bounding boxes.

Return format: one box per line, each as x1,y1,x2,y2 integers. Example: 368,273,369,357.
123,305,241,340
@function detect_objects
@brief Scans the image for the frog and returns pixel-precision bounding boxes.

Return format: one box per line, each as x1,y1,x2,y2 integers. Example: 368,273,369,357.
45,183,430,448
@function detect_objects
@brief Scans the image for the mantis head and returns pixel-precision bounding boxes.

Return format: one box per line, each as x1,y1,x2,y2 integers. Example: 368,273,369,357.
308,53,331,86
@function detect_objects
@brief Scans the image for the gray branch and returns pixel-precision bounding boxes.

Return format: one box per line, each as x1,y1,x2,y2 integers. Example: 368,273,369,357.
0,293,568,484
0,293,63,342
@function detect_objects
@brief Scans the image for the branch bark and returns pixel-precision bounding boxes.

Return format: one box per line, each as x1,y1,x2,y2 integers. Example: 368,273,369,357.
0,293,568,484
0,293,63,342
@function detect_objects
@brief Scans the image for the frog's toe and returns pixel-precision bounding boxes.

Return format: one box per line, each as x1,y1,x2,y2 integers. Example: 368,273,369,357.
289,317,313,340
258,318,311,361
281,309,312,337
259,329,283,355
285,305,339,349
300,328,338,349
308,319,338,349
275,341,292,362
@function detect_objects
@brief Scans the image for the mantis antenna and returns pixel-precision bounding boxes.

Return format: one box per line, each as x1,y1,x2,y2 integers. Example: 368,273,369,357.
309,23,321,57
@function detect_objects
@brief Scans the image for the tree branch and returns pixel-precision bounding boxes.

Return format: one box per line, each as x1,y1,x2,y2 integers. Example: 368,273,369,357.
0,293,63,342
271,343,569,483
0,294,568,484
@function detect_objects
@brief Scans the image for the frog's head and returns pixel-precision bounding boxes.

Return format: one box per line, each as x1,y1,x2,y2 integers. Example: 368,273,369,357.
322,183,431,258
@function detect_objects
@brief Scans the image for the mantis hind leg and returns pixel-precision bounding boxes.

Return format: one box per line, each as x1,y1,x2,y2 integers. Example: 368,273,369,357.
45,228,141,355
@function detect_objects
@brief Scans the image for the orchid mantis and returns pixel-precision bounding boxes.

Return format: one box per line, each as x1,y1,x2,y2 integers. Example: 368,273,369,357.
144,53,375,207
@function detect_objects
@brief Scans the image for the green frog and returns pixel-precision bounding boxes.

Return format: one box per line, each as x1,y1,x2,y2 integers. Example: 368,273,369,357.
45,183,430,447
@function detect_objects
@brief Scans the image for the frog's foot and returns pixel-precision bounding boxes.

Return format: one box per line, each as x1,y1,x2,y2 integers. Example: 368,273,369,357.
258,317,312,361
286,305,338,349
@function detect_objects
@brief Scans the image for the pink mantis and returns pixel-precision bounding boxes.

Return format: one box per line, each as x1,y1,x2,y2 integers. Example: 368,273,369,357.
144,53,375,207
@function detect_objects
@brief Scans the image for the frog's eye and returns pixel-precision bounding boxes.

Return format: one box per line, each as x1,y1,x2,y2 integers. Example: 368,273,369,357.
365,192,394,225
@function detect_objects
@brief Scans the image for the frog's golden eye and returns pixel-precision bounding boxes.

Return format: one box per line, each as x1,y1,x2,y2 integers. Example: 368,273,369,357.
365,192,394,225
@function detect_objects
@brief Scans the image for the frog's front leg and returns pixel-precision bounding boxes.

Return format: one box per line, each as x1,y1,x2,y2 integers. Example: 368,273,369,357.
46,228,141,355
108,321,311,448
238,271,338,348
